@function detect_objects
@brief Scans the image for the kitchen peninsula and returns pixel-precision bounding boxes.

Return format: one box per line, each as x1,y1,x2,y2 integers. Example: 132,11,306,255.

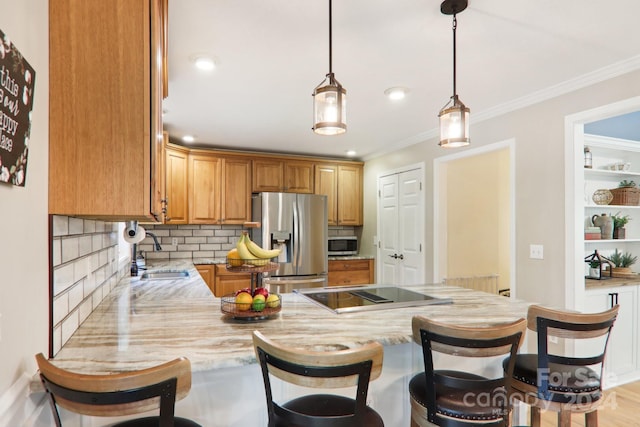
47,261,531,426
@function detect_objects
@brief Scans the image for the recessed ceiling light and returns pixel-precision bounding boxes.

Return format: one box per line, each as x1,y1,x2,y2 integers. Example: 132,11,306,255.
191,55,216,71
182,135,195,143
384,87,409,100
345,150,356,157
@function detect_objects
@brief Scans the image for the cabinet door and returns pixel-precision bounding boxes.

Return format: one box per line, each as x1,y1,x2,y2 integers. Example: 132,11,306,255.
337,165,363,225
195,265,214,295
164,146,188,224
328,259,374,286
315,164,338,225
581,287,638,386
189,154,222,224
222,158,252,224
214,265,251,297
49,0,164,219
253,159,284,192
285,161,314,193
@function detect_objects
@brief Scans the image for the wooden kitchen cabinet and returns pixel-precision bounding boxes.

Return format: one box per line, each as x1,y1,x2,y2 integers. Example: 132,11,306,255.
189,152,251,224
49,0,166,220
214,265,252,297
164,144,189,224
328,259,374,286
252,158,314,193
315,163,363,226
195,264,215,295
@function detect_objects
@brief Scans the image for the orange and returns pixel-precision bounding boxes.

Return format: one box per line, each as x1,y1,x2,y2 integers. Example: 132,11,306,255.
234,292,253,311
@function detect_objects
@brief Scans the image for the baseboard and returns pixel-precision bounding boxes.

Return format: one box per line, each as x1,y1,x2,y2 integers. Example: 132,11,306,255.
0,373,47,427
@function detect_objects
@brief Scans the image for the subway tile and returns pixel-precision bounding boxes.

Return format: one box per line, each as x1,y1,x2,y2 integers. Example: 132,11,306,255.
53,294,69,325
92,286,104,309
68,281,84,309
168,230,194,237
207,236,230,244
83,270,96,295
92,234,103,251
146,252,167,260
83,220,96,233
52,216,69,236
95,221,105,232
185,237,207,244
177,244,199,251
193,251,215,258
99,249,108,267
53,263,75,295
61,311,79,346
162,236,183,244
90,253,100,270
177,225,201,230
79,236,92,257
169,251,193,259
199,244,221,251
52,238,62,266
69,217,84,235
149,229,170,237
215,229,238,237
199,224,222,230
52,326,62,356
193,230,214,237
73,257,90,283
79,298,93,324
61,237,79,263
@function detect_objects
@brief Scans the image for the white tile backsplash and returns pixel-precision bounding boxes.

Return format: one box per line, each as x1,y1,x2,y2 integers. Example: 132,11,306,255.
51,216,128,355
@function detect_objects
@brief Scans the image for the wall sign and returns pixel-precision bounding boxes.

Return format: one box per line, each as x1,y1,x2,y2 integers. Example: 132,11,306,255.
0,28,35,187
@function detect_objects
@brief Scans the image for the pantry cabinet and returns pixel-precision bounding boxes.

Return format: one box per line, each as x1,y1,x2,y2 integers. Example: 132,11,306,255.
49,0,167,220
164,144,189,224
315,163,363,226
189,152,251,224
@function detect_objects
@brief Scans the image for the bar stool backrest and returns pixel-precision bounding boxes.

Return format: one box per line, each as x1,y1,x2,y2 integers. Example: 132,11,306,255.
36,353,192,426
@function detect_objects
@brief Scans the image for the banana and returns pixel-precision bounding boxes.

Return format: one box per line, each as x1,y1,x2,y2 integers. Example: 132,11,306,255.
236,234,258,261
245,236,282,259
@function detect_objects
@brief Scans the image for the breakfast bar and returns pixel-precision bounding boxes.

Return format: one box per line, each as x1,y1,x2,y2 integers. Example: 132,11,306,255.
48,261,531,426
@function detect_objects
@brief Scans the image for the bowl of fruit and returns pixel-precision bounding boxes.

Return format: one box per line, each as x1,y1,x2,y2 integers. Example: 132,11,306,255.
221,287,282,320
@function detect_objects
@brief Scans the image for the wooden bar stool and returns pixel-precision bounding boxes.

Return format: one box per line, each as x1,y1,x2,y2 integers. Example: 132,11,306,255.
35,353,201,427
252,330,385,427
409,316,527,427
502,304,619,427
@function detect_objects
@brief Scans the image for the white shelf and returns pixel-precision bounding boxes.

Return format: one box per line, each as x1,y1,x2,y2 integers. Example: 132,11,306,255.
584,169,640,179
585,204,640,209
585,239,640,244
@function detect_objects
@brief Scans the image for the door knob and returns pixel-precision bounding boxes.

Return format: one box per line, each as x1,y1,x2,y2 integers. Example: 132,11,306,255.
388,254,397,259
398,254,404,260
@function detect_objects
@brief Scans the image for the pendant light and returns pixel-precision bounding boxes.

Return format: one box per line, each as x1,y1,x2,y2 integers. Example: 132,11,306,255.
312,0,346,135
438,0,470,148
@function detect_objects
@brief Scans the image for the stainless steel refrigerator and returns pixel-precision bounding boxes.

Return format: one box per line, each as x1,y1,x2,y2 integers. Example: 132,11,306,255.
251,192,328,292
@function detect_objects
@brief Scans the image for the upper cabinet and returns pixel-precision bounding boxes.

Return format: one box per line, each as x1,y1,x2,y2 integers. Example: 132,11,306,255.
252,158,314,193
49,0,167,220
164,144,189,224
189,151,251,224
315,163,363,226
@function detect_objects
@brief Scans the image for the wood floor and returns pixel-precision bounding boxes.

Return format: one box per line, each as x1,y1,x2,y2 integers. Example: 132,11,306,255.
526,381,640,427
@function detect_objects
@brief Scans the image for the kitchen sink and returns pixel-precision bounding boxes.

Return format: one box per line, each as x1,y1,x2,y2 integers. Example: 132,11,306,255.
140,270,190,280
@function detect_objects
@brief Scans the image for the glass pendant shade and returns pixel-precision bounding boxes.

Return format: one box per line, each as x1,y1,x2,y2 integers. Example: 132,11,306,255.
313,74,347,135
439,95,469,147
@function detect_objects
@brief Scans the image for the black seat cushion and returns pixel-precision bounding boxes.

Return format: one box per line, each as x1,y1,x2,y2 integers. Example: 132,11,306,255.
274,394,384,426
409,370,508,421
113,416,202,427
504,354,602,404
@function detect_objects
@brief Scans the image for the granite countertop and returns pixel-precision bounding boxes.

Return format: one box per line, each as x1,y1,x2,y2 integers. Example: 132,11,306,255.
51,260,530,375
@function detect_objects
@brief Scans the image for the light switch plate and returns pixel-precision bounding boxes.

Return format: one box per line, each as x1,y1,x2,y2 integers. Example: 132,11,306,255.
172,237,178,246
530,244,544,259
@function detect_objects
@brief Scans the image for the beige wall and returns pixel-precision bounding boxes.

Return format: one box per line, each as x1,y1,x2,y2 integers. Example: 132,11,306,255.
445,149,510,290
0,0,48,396
363,69,640,307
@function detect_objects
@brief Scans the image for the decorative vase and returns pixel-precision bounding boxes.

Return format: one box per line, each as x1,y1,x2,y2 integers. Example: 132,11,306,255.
592,213,614,239
613,227,626,239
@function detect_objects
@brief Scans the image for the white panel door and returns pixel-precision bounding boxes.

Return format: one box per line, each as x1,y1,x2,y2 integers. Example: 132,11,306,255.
378,168,424,285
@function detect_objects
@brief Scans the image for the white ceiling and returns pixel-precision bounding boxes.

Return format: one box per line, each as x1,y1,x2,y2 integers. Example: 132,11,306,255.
162,0,640,160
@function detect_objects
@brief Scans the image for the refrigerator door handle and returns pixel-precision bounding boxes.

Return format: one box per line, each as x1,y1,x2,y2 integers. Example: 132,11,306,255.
263,277,326,285
292,197,299,270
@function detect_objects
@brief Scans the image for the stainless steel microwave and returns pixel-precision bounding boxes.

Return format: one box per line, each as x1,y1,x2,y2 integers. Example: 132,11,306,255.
327,236,358,255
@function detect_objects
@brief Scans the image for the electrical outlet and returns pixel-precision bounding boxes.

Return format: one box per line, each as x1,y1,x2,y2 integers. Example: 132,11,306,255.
171,237,178,246
529,244,544,259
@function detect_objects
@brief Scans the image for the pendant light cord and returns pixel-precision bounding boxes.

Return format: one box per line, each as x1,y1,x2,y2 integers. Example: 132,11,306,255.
452,13,457,98
328,0,333,77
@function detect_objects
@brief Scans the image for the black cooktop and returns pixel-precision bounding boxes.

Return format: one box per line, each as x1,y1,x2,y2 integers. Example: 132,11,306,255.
294,286,452,314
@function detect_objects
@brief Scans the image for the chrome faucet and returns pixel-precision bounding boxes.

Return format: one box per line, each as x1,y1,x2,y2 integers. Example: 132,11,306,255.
145,231,162,251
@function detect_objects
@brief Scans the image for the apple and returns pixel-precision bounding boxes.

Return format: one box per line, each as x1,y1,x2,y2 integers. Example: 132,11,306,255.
234,288,251,297
253,287,269,298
